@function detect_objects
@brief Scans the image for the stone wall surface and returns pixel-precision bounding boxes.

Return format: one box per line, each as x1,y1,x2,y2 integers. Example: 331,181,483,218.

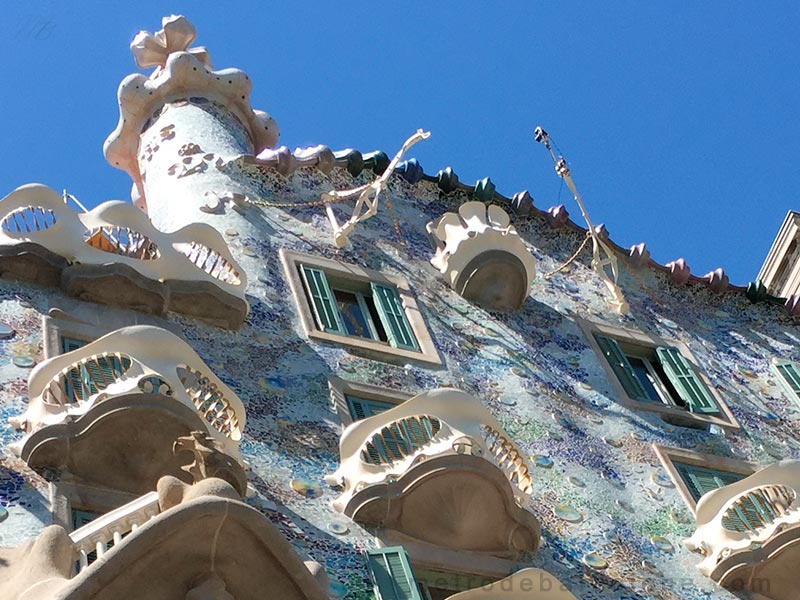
2,125,799,600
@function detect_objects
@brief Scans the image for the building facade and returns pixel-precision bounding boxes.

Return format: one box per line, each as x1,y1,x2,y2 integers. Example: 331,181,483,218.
1,15,800,600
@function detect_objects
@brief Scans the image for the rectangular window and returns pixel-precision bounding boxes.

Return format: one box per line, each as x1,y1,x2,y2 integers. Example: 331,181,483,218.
300,264,419,351
346,394,395,421
594,334,719,415
366,546,424,600
282,250,440,365
773,359,800,400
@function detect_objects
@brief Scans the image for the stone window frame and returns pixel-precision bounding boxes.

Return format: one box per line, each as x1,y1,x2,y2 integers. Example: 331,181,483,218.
328,376,413,429
576,317,740,430
50,479,138,532
280,249,441,366
653,444,758,514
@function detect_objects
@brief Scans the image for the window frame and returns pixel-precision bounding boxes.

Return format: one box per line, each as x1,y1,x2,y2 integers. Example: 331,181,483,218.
328,376,413,428
281,249,441,365
653,444,758,514
772,358,800,405
577,318,739,430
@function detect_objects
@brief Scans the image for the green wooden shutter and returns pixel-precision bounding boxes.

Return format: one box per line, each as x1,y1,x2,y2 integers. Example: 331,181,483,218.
365,547,422,600
300,266,345,334
61,337,88,402
673,463,754,530
594,335,650,402
656,347,719,414
346,395,394,421
774,360,800,399
371,284,418,351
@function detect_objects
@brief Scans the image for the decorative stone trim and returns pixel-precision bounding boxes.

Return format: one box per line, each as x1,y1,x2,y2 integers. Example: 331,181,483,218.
426,202,536,311
325,388,539,557
11,325,246,464
684,459,800,597
0,184,247,329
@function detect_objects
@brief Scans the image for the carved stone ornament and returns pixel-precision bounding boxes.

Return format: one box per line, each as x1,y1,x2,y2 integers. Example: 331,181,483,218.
427,201,537,311
186,575,235,600
131,15,212,72
174,431,248,497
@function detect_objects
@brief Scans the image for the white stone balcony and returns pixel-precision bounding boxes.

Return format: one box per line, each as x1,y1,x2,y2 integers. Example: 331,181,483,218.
326,389,540,558
0,184,247,328
0,477,329,600
10,325,246,494
685,460,800,600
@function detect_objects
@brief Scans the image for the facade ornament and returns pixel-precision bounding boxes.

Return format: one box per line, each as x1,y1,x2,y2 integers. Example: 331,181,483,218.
666,258,692,285
131,14,211,72
323,129,430,248
174,430,248,497
628,243,650,268
535,127,628,313
427,201,537,311
703,268,729,294
545,204,569,228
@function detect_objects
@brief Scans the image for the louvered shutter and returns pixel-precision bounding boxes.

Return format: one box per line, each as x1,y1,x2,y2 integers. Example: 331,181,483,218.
594,335,651,402
346,395,394,421
656,347,719,414
674,462,751,530
371,284,418,351
774,360,800,399
61,337,88,402
300,266,345,334
365,547,422,600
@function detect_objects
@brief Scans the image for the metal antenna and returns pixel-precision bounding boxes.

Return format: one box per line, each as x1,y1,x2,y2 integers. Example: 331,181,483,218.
63,189,89,213
534,127,629,314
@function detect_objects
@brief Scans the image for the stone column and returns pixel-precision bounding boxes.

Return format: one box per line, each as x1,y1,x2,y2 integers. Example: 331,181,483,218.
104,15,278,236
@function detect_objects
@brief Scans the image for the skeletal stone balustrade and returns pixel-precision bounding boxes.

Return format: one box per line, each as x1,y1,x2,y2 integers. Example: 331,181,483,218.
326,389,540,557
0,476,330,600
685,460,800,583
10,325,246,466
0,184,247,329
71,491,161,572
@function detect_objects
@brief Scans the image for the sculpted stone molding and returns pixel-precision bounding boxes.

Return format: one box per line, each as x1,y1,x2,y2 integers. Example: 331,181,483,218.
326,388,539,557
446,568,578,600
0,184,247,328
685,459,800,599
10,325,246,479
174,431,248,497
427,201,537,311
0,477,328,600
105,15,279,211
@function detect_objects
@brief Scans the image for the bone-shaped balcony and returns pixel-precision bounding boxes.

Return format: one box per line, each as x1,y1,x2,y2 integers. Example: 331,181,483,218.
685,460,800,600
0,476,328,600
10,325,246,494
326,389,540,558
0,184,247,329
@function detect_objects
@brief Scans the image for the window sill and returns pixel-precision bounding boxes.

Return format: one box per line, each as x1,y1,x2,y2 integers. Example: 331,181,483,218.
308,328,441,366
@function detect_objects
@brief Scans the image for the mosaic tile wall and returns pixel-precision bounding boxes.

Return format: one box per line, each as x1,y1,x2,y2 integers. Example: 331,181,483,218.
1,155,799,600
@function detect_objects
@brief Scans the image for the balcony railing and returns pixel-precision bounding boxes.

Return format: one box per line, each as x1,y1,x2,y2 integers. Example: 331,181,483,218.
70,491,160,572
326,388,534,512
0,184,247,327
11,325,246,458
685,460,800,577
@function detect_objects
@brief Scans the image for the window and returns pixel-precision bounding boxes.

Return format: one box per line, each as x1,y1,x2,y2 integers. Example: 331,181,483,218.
328,377,412,427
594,334,718,414
281,250,440,365
577,319,738,429
653,445,757,514
365,548,486,600
773,358,800,402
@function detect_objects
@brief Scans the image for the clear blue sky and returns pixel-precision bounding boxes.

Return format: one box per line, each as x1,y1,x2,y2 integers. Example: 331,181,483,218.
2,2,798,285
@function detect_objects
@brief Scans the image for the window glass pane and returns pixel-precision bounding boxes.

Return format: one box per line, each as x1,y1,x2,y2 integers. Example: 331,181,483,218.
334,290,373,338
627,357,662,403
364,295,388,342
